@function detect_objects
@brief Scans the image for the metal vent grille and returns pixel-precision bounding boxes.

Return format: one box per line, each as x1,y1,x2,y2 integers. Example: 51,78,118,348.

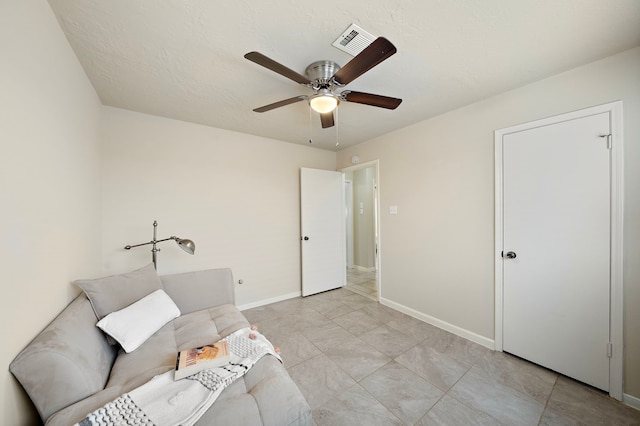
332,24,376,56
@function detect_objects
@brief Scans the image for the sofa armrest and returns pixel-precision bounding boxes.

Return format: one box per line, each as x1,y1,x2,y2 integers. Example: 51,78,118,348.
9,295,117,424
160,268,235,314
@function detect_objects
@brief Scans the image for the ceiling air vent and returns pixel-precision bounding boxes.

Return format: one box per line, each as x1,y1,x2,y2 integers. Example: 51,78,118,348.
332,24,376,57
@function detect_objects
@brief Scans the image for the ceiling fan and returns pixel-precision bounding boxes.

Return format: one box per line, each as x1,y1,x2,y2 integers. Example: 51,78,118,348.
244,37,402,129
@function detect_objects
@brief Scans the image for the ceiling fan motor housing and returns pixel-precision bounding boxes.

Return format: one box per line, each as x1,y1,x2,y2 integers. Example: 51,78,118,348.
305,60,341,88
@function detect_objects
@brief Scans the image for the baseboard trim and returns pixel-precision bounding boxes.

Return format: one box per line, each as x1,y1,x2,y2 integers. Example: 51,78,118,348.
350,265,376,273
380,297,495,350
624,393,640,411
237,291,301,311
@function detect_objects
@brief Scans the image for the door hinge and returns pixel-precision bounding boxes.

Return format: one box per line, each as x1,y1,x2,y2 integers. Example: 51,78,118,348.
599,134,612,150
607,342,613,358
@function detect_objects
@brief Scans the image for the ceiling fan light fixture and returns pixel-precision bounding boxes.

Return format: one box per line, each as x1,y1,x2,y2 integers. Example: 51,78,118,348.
309,93,339,113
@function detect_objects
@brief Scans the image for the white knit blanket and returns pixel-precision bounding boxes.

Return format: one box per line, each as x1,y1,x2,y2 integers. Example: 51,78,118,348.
76,327,280,426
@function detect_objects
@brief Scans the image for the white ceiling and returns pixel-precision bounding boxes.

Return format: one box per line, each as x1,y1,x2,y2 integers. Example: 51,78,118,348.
47,0,640,151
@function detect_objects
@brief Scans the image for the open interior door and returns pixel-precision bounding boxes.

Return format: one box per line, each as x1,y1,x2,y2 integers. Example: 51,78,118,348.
300,168,346,296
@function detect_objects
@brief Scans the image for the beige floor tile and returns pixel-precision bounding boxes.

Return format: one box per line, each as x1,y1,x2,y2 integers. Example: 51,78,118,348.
395,343,471,391
330,309,383,335
346,268,378,300
545,376,640,425
359,324,420,358
265,287,639,425
417,395,502,426
313,384,404,426
448,369,545,426
287,353,355,409
472,350,558,404
361,361,444,424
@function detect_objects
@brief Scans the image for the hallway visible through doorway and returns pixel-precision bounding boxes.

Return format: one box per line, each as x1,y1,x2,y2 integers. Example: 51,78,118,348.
345,268,377,300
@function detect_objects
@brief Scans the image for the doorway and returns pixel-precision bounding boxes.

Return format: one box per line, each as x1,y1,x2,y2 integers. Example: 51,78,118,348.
494,101,624,399
341,161,380,301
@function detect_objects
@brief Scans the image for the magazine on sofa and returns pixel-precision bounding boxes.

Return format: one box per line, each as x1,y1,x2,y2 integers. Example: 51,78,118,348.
174,341,230,380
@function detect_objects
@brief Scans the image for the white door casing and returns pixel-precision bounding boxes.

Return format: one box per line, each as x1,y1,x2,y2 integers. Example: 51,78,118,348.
345,180,354,269
495,101,624,399
300,168,346,297
339,160,382,300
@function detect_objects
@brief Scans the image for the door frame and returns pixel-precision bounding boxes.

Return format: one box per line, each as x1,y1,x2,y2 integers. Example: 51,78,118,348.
494,101,624,400
344,179,354,269
339,160,381,300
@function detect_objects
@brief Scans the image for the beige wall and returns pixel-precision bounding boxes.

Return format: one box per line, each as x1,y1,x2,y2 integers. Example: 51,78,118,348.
337,47,640,399
0,0,104,424
100,107,336,306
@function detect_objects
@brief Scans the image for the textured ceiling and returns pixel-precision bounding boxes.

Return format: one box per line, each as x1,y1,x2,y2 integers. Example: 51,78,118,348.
47,0,640,151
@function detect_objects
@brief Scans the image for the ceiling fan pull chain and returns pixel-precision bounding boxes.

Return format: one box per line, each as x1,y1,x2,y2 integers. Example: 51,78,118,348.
335,107,340,147
308,104,313,144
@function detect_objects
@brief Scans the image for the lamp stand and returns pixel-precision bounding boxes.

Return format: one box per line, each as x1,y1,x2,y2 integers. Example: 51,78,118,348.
124,220,195,269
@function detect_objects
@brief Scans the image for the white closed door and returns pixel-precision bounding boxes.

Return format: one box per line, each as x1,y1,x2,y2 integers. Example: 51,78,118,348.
502,111,611,391
300,168,346,297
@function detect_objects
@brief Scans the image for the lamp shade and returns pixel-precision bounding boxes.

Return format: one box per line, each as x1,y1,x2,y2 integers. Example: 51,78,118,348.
309,93,339,114
176,238,196,255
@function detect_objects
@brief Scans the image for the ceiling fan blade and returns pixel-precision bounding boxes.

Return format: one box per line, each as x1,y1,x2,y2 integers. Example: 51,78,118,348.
244,52,310,85
253,96,307,113
320,112,335,128
343,91,402,109
332,37,397,86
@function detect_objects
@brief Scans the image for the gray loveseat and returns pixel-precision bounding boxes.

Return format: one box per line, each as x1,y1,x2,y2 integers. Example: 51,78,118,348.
10,266,311,425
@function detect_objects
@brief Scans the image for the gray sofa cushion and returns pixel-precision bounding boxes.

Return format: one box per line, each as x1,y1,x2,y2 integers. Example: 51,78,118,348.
196,356,312,426
161,268,236,312
105,303,249,392
74,263,163,320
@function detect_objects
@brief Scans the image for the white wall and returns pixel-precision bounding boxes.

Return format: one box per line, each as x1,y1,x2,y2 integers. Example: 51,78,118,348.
0,1,103,424
337,47,640,399
100,107,336,306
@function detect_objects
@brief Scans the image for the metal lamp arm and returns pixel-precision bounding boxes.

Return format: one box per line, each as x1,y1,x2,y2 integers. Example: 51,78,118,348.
124,236,178,250
123,221,194,269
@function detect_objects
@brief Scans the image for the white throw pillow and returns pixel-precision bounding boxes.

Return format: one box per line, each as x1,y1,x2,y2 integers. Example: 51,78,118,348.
97,289,181,353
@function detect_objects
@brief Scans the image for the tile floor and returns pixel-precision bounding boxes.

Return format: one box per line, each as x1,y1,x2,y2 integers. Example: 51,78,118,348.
242,288,640,426
345,268,377,300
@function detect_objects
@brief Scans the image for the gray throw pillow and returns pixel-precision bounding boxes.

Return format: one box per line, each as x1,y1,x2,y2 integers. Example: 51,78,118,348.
75,263,163,320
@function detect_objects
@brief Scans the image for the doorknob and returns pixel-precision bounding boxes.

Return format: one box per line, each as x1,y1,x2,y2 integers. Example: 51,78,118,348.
504,251,517,259
303,236,309,241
